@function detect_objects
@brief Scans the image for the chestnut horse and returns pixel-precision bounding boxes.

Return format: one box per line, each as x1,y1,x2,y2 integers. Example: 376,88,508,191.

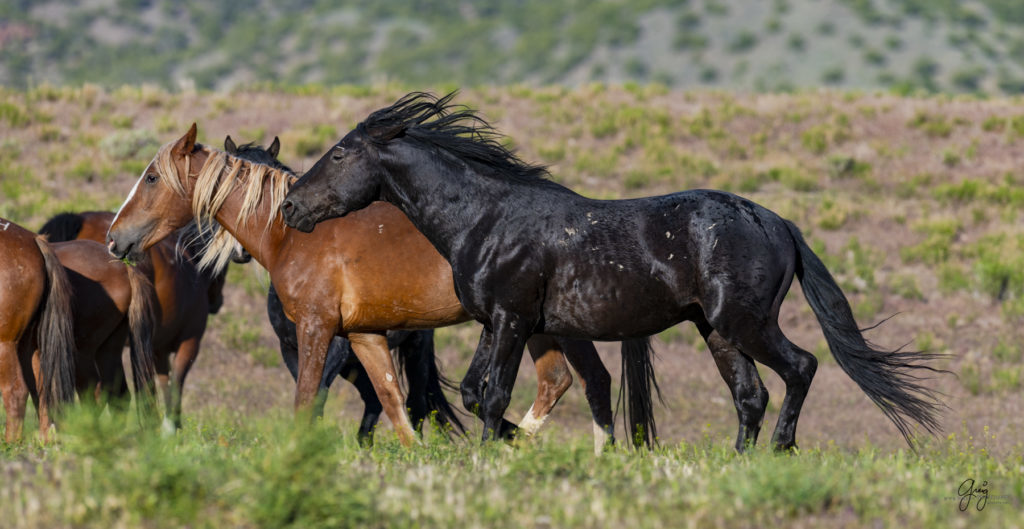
0,217,76,441
227,137,464,443
108,125,624,449
40,211,231,431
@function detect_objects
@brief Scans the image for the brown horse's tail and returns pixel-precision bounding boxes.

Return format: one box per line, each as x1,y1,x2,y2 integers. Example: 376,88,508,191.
126,265,159,417
33,237,77,411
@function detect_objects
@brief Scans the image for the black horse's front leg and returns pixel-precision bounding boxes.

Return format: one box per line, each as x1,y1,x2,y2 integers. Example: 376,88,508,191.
462,328,519,440
480,311,532,441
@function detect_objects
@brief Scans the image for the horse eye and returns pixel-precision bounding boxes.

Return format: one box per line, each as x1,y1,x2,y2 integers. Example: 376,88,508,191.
145,173,159,184
331,147,345,161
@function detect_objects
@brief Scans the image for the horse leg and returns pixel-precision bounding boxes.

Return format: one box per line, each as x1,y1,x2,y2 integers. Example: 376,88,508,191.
560,338,616,453
154,344,173,432
518,335,573,438
712,318,816,451
0,342,29,443
168,337,201,430
96,331,131,418
695,319,769,452
293,317,334,418
461,328,519,439
480,311,532,441
399,333,431,433
338,360,382,446
347,332,418,446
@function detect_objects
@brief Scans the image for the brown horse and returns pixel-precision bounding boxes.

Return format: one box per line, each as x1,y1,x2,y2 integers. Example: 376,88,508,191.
107,125,622,449
51,239,159,419
41,211,232,431
0,217,76,442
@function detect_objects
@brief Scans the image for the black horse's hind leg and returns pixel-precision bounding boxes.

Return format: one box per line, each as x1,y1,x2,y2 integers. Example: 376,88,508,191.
695,319,769,452
714,320,816,451
461,328,519,440
336,361,383,446
560,339,615,449
398,333,431,432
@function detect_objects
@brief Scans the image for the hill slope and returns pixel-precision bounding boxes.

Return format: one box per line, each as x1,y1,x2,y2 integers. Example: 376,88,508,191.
3,0,1024,94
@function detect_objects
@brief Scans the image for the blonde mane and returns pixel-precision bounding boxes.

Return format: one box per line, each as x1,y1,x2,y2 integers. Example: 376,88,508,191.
155,141,295,272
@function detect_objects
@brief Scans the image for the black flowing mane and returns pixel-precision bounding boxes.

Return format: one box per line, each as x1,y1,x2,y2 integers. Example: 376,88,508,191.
233,142,295,173
361,92,558,188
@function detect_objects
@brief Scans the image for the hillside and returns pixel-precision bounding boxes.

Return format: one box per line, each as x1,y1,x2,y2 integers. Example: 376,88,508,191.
1,84,1022,456
3,0,1024,94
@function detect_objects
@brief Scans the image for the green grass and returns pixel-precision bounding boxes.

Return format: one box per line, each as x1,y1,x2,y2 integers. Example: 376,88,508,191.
1,405,1020,528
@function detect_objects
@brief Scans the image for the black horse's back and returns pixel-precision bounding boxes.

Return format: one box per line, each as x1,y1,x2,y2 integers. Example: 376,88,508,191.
39,212,86,242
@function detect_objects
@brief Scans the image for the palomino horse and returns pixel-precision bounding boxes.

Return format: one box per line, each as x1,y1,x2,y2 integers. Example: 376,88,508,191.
0,217,76,441
40,211,231,431
280,92,947,449
107,125,629,449
227,138,464,443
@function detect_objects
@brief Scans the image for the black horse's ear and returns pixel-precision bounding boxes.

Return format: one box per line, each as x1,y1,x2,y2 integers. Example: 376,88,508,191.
173,123,198,157
268,136,281,159
224,135,237,154
366,123,406,142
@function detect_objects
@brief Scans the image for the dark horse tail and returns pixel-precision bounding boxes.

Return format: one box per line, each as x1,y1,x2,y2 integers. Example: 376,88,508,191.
39,212,85,243
784,220,946,445
619,337,662,447
397,333,466,436
126,265,159,418
33,237,77,411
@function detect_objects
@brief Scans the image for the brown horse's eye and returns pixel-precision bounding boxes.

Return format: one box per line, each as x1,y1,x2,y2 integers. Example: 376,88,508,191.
145,173,159,184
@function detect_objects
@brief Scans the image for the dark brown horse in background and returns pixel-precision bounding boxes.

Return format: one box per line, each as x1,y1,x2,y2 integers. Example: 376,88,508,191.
1,217,158,441
0,217,76,442
40,211,231,431
107,125,628,449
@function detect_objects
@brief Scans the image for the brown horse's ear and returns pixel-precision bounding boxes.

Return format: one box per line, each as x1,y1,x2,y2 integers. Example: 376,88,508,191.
173,123,198,157
224,135,237,154
268,136,281,159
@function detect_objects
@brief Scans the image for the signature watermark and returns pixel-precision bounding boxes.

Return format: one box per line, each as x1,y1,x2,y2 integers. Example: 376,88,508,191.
943,478,1014,511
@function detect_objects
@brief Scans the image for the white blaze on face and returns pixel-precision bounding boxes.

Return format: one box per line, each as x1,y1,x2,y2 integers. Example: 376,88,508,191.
111,169,147,227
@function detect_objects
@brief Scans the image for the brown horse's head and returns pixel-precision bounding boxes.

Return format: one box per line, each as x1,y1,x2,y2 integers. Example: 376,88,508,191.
108,124,201,261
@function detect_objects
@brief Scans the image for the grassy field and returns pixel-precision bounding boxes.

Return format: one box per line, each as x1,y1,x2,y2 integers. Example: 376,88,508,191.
1,83,1024,526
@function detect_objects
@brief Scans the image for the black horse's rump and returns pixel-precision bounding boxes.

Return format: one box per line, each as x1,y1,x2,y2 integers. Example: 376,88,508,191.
283,92,947,449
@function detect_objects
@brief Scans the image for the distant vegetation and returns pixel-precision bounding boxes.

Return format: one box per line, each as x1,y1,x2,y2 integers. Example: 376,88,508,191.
3,0,1024,94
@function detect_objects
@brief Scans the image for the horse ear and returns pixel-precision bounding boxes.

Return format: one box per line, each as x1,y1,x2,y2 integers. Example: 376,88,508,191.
367,123,406,142
268,136,281,159
173,123,198,157
224,135,237,154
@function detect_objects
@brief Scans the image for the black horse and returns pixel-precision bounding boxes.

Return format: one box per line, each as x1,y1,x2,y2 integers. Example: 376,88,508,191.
281,92,947,450
228,137,464,444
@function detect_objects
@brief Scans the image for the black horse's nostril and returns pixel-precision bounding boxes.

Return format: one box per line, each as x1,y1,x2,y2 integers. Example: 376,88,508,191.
281,199,294,214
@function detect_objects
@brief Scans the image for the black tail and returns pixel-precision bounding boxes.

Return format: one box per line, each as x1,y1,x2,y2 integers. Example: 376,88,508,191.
126,266,159,419
398,331,466,436
38,212,85,243
34,237,77,411
619,337,662,448
784,220,947,446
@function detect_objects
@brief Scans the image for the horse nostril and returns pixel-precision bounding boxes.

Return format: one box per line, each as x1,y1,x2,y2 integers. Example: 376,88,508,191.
281,199,294,214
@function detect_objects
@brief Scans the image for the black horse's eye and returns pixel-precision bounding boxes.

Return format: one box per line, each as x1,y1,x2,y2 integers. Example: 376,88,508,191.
145,173,159,184
331,147,345,161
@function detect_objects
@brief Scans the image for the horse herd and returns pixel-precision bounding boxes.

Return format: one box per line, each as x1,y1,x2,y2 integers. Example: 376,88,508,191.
2,91,947,453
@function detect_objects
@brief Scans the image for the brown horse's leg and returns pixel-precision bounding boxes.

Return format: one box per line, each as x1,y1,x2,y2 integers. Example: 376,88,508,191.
348,332,418,447
293,317,334,418
95,327,131,417
167,337,200,431
518,335,573,437
154,346,172,432
559,338,615,454
0,342,29,442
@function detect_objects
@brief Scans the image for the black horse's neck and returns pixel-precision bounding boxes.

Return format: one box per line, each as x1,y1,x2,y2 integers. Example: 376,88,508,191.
377,139,575,259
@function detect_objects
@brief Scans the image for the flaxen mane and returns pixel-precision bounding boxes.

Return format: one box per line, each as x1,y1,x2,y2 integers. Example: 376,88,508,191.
154,142,294,272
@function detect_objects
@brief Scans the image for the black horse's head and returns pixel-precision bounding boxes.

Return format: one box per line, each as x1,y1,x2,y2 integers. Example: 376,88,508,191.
280,126,388,232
